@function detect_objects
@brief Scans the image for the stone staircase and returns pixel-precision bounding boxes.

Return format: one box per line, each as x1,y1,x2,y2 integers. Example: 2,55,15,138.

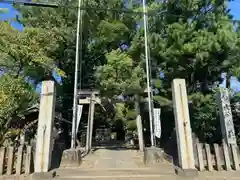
55,147,178,180
55,168,178,180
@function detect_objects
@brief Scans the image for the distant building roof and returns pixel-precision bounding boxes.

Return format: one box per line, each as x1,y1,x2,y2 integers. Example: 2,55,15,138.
22,103,71,124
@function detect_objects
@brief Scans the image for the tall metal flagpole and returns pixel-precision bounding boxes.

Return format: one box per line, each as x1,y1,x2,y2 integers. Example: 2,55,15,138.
142,0,156,147
71,0,83,148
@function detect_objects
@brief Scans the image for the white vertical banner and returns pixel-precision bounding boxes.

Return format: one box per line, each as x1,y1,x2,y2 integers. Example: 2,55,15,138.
76,105,83,133
153,108,161,139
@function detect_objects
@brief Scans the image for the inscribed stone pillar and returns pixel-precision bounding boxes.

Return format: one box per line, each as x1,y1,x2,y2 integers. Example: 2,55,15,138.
35,81,56,173
135,94,144,151
216,88,237,145
172,79,195,170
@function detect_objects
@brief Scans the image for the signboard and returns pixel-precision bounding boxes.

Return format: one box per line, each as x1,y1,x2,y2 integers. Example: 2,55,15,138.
1,0,55,3
76,105,83,133
1,0,58,2
153,108,161,139
217,88,236,145
0,0,59,7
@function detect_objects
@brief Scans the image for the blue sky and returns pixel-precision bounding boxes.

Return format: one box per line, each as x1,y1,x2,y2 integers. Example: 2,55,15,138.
0,0,240,92
0,2,24,30
229,0,240,20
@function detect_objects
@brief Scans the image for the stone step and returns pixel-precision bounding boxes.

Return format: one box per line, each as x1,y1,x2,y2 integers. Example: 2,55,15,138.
55,168,179,180
80,156,174,164
80,157,174,170
57,166,175,172
56,166,176,178
55,174,180,180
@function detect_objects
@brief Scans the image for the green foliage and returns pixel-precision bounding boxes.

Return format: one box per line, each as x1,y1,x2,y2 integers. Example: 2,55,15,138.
125,109,137,120
126,120,137,132
15,0,136,121
0,22,63,82
160,19,237,91
115,103,126,121
0,74,37,146
93,20,130,51
188,92,221,143
95,49,146,98
129,0,239,95
113,103,137,132
153,95,172,107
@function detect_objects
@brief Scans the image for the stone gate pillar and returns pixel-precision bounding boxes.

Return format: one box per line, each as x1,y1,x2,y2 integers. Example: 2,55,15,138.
35,81,56,173
135,94,144,151
172,79,198,176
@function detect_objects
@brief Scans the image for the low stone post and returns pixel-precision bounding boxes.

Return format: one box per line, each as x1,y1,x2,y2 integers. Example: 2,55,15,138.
25,146,32,174
7,147,14,175
213,144,222,171
16,146,24,175
0,147,6,175
205,144,213,171
196,143,204,171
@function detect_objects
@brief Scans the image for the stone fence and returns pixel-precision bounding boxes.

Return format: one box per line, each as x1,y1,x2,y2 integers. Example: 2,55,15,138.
195,142,240,171
0,145,33,176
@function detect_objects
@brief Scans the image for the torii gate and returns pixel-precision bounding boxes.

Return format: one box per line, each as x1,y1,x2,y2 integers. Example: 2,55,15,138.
78,89,147,152
78,90,99,153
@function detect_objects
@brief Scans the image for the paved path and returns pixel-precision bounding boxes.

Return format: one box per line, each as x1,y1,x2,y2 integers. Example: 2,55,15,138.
80,148,144,169
56,145,177,179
